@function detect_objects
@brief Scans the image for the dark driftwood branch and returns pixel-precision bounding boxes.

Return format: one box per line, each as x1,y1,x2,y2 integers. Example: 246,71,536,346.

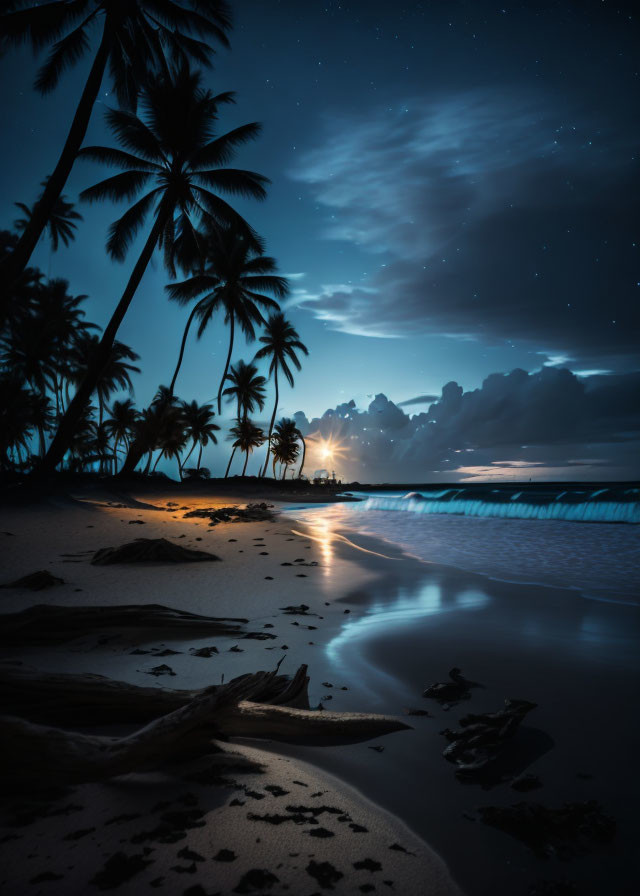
0,661,311,724
0,603,248,646
0,663,411,785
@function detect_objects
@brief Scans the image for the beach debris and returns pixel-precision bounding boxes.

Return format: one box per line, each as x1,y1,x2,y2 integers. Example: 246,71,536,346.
423,667,483,704
182,503,275,526
478,800,616,858
440,698,537,776
306,860,343,889
189,646,218,658
145,664,176,677
279,604,315,616
353,858,382,872
91,538,221,565
2,570,64,591
214,849,237,862
0,603,247,646
368,745,384,753
234,868,279,893
405,708,431,717
1,662,412,787
90,852,153,889
128,519,146,524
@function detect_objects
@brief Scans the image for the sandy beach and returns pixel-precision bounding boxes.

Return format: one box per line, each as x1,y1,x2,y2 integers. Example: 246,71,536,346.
1,481,638,895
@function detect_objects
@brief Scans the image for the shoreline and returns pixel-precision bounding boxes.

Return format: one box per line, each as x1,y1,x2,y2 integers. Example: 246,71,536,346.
1,486,639,895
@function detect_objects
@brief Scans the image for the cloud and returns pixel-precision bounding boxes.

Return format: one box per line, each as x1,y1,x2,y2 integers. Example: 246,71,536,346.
397,394,439,407
295,367,640,482
292,90,639,368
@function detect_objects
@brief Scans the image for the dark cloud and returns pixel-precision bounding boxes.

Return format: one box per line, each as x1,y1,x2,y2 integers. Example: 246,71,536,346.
397,394,439,407
292,90,639,368
295,367,640,481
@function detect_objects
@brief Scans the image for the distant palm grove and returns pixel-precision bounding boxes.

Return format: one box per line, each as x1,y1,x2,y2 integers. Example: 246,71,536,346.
0,0,309,481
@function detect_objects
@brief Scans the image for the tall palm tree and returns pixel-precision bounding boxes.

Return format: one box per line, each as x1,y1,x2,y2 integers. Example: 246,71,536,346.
166,225,287,407
0,0,232,300
28,391,56,458
14,179,83,251
222,359,266,421
270,417,300,480
225,417,264,478
42,66,268,473
179,399,219,474
104,398,139,473
254,313,308,478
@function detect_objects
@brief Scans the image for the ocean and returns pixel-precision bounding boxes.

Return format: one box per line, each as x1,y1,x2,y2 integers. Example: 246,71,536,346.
286,483,640,604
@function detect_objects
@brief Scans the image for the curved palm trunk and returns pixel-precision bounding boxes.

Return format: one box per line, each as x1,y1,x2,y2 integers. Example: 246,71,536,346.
37,425,46,459
151,452,162,473
169,301,201,395
298,435,306,478
282,464,288,480
242,450,249,476
217,313,235,414
41,208,169,474
180,439,197,478
272,456,277,479
224,445,237,478
0,25,112,319
143,451,153,475
197,442,203,469
261,365,279,478
112,436,120,475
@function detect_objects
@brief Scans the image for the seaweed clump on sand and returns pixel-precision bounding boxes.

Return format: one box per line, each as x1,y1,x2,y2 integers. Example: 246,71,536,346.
183,503,275,526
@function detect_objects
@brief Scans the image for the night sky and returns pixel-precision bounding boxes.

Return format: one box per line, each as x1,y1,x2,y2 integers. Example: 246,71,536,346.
1,1,638,480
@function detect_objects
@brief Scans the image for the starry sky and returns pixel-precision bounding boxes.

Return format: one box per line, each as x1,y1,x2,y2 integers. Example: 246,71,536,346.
1,1,639,480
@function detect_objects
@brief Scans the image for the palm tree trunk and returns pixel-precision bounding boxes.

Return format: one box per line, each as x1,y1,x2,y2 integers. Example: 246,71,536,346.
282,464,287,480
298,435,306,478
41,208,169,474
112,436,120,475
37,425,46,459
169,301,201,395
0,24,112,317
261,364,279,478
272,456,277,479
152,452,162,473
217,313,235,414
242,450,249,476
197,442,203,469
181,439,197,478
225,446,237,478
144,452,153,475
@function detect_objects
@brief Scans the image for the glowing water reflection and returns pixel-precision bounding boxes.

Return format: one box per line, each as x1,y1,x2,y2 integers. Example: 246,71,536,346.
326,583,489,677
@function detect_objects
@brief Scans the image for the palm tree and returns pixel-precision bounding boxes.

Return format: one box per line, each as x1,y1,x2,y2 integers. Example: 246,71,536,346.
42,66,268,473
104,398,139,473
222,359,266,421
270,418,300,480
225,417,264,477
14,179,83,251
0,0,232,300
70,335,140,424
28,392,56,458
166,225,287,406
179,400,219,475
254,313,308,478
0,377,35,470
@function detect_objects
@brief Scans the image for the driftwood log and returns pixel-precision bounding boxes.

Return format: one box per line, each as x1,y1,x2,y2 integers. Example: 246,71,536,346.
0,603,248,646
0,663,411,785
441,698,537,775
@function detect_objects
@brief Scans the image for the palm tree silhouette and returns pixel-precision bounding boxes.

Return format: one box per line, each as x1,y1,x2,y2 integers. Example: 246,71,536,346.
0,0,232,298
0,377,36,470
225,417,264,477
166,225,287,406
222,359,266,421
70,334,140,424
270,418,300,480
43,66,268,473
104,398,139,473
254,313,308,478
179,400,219,475
14,179,83,253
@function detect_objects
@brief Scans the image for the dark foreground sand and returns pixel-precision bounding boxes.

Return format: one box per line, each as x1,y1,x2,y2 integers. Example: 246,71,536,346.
1,481,639,895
